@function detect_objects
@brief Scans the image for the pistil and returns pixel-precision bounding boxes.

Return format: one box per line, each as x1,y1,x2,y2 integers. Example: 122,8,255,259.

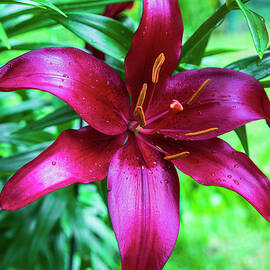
144,99,183,134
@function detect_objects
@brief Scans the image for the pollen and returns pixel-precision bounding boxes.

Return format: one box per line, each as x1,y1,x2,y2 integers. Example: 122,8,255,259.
164,151,190,161
185,127,218,137
186,79,211,105
152,53,165,84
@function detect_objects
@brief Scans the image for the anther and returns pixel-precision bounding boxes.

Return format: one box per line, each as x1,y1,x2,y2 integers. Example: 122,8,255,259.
134,83,147,113
164,151,190,161
152,53,165,84
185,127,218,137
186,79,211,105
134,106,146,127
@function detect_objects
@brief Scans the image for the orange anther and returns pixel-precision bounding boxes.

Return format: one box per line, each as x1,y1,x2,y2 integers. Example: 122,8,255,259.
185,127,218,137
134,83,147,113
187,79,211,105
134,106,146,127
152,53,165,84
164,151,190,161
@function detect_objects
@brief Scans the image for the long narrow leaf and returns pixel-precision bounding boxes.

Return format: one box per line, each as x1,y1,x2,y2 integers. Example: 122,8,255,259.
234,125,249,155
15,105,78,134
51,12,133,61
180,3,230,62
0,22,11,49
226,51,270,80
235,0,269,58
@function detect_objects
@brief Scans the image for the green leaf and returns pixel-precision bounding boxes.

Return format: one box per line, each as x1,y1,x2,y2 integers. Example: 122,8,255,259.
226,50,270,80
260,80,270,88
182,32,211,65
30,0,67,17
0,41,79,52
235,0,269,58
0,0,67,17
0,22,11,49
51,12,133,61
0,142,50,172
0,99,49,122
15,105,78,134
234,125,249,155
180,3,230,62
204,48,240,57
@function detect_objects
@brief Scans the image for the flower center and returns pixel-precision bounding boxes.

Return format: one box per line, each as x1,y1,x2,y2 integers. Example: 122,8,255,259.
129,54,218,161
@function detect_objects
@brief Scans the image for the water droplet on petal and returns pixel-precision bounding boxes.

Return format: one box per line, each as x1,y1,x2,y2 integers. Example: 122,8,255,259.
234,164,239,168
51,161,56,166
227,175,232,178
233,179,240,185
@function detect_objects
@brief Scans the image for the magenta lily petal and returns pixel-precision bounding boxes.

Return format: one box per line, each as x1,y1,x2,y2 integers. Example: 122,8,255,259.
145,68,270,140
157,136,270,221
0,47,131,135
0,126,126,210
107,135,180,269
125,0,183,111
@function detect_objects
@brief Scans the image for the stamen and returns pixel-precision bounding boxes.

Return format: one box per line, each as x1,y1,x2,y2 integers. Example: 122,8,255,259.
152,53,165,84
145,100,183,134
186,79,211,105
164,151,190,161
134,106,146,127
185,127,218,137
134,83,147,113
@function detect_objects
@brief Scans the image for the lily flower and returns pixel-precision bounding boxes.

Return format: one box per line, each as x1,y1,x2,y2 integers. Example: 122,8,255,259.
0,0,270,269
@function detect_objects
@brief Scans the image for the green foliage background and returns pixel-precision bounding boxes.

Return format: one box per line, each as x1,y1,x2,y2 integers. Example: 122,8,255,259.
0,0,269,269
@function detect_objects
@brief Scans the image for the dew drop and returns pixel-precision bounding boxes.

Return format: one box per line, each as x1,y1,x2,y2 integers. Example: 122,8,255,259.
197,111,202,116
227,175,232,178
141,166,145,170
234,164,239,168
164,180,169,184
233,179,240,185
210,172,216,177
89,169,93,173
51,161,56,166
